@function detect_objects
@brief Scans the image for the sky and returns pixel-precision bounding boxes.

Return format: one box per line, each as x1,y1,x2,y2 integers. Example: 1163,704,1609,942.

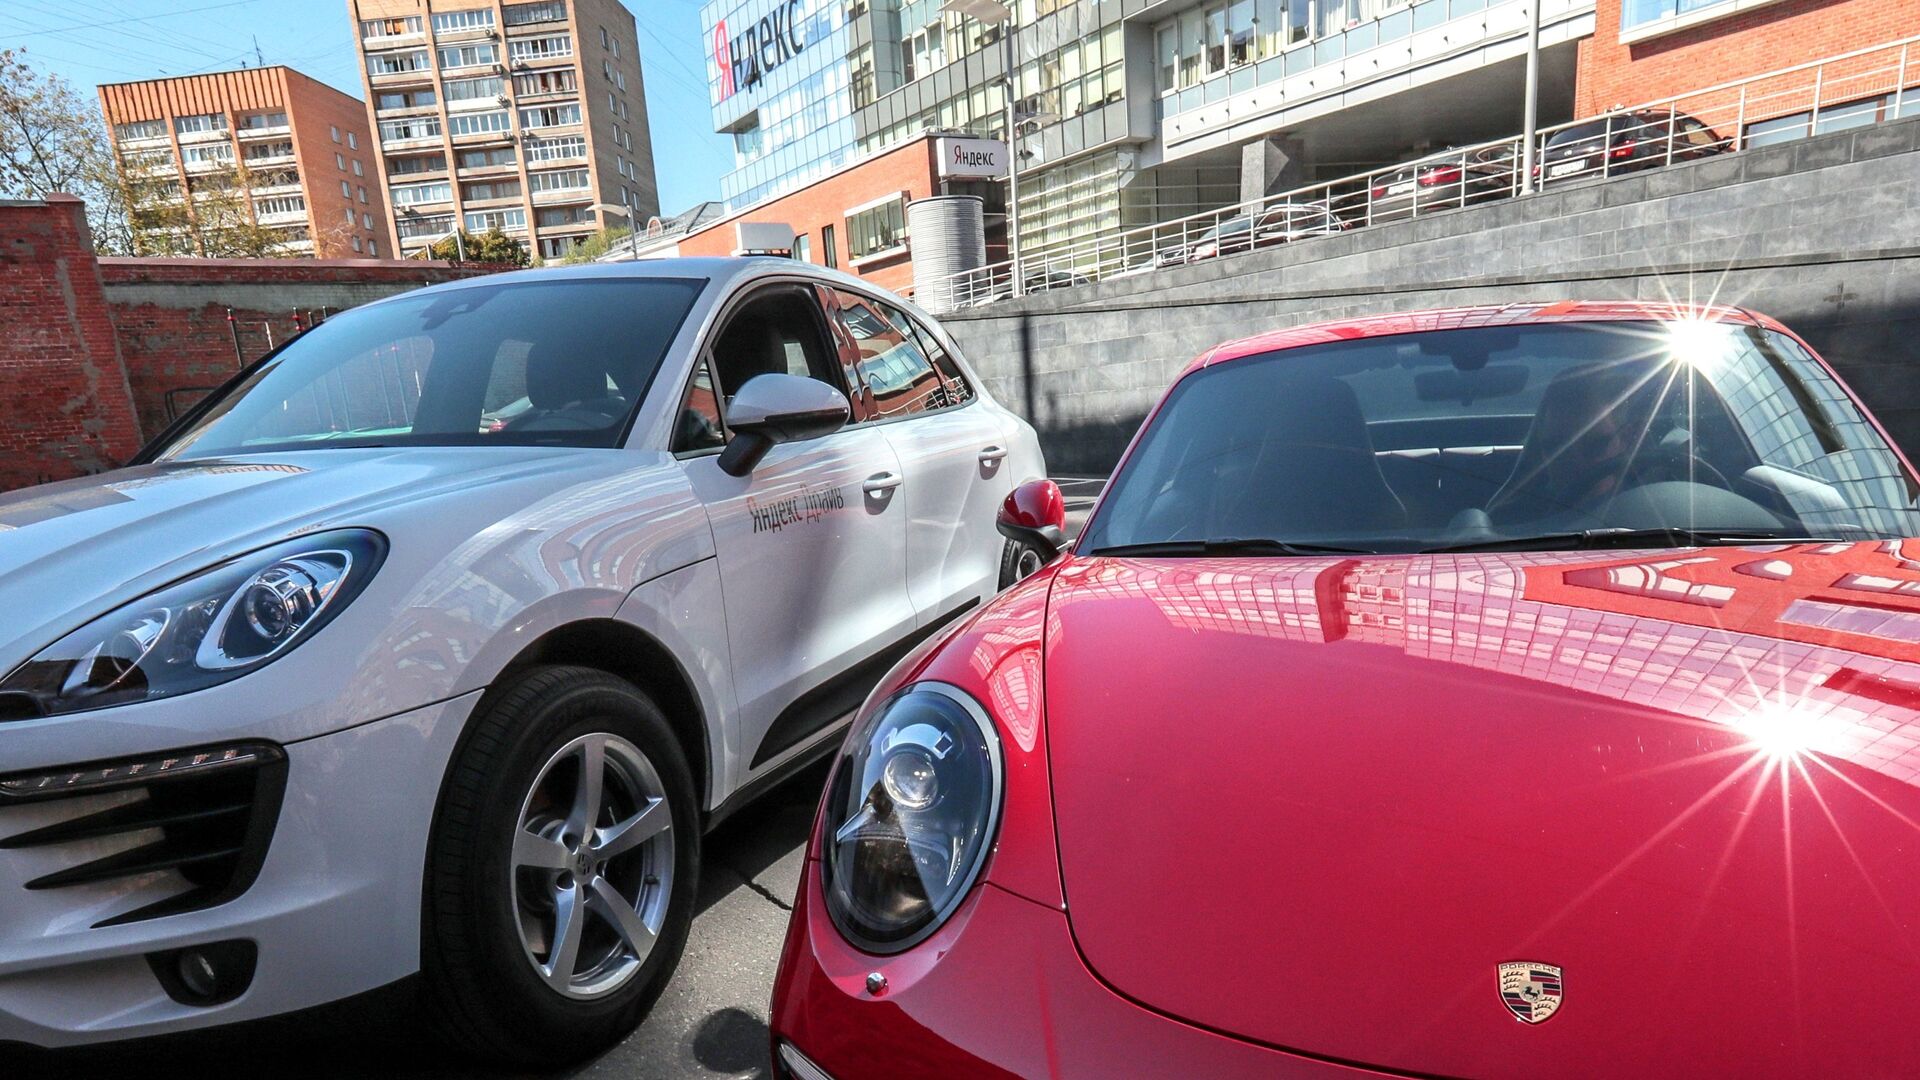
2,0,734,216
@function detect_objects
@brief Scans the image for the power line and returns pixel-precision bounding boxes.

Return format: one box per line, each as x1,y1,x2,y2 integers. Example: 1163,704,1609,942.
11,0,271,38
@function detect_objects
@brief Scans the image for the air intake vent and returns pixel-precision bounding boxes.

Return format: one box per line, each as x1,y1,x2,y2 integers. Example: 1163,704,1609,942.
0,743,286,928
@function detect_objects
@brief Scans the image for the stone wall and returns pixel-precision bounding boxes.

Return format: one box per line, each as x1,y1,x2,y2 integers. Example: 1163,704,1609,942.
941,115,1920,475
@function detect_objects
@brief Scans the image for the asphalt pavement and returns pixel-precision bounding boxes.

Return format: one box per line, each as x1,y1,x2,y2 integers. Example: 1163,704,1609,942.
20,477,1103,1080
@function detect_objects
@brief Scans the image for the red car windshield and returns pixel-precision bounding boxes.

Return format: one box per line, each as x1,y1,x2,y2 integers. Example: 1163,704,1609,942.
1083,320,1920,554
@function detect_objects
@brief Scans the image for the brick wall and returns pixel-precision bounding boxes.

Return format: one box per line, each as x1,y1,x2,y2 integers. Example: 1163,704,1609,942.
0,196,495,492
0,196,143,492
1576,0,1919,118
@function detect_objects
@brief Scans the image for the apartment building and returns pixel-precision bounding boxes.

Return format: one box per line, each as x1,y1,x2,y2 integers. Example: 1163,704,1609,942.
347,0,660,261
99,67,390,258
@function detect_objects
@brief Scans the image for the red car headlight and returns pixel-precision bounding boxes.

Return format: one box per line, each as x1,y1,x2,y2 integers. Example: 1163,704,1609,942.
821,682,1003,954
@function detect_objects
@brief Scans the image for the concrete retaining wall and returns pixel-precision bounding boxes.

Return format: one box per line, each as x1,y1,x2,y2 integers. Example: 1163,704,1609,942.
942,115,1920,475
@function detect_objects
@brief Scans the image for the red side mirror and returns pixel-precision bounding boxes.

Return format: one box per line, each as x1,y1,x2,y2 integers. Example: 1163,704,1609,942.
997,479,1067,561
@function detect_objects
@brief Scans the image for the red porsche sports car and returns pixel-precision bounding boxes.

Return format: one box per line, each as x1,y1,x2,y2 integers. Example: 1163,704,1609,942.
769,302,1920,1079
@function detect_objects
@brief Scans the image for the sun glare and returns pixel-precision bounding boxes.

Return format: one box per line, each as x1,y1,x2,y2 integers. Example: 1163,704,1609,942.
1664,317,1733,371
1735,700,1841,761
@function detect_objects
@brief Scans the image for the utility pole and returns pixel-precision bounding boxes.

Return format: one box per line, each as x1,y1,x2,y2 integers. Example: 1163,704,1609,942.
1519,0,1544,194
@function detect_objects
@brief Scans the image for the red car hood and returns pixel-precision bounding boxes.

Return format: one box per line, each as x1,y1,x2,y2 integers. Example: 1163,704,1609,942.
1044,546,1920,1078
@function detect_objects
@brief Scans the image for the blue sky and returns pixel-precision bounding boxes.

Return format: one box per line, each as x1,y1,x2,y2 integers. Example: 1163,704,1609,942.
2,0,734,215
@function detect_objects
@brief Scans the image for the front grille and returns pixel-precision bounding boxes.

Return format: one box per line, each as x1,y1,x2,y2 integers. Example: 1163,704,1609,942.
0,743,287,927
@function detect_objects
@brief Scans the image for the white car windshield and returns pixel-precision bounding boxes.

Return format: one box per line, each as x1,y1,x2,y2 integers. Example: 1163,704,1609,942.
1084,320,1920,554
155,278,704,457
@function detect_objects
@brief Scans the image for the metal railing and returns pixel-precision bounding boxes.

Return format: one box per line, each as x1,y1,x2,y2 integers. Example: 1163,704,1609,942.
942,33,1918,311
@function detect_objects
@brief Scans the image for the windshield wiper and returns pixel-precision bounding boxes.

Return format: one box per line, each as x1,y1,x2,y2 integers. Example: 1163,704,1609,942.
1423,527,1848,554
1088,538,1377,558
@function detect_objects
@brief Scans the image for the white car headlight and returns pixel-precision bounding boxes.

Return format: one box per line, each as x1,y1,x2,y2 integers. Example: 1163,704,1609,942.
0,530,386,719
821,682,1003,953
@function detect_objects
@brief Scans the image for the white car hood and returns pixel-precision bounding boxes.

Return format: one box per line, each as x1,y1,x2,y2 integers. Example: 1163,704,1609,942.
0,446,610,674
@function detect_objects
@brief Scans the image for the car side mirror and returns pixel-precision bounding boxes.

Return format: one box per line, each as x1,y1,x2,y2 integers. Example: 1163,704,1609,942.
718,372,851,477
996,478,1067,563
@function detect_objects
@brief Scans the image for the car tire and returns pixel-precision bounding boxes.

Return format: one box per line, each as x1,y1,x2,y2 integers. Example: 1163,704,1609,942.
422,665,700,1067
998,537,1048,589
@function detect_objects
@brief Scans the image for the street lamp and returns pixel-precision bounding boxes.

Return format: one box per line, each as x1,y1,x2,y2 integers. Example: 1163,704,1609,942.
591,202,639,260
941,0,1025,296
1519,0,1544,194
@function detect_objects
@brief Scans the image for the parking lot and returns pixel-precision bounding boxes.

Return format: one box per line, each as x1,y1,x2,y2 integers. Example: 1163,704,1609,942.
15,481,1103,1080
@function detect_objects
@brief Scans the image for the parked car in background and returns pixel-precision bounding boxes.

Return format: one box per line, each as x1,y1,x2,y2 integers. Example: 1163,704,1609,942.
771,301,1920,1080
0,258,1045,1064
1537,108,1726,186
1187,203,1346,261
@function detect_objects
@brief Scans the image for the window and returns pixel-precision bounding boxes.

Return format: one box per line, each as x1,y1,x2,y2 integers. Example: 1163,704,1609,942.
600,26,610,48
341,180,354,198
344,206,356,223
336,152,347,170
519,104,582,129
674,356,727,453
466,207,528,232
358,186,368,203
379,116,443,142
524,135,586,162
527,168,588,193
391,181,452,206
368,238,378,256
612,38,619,58
708,288,841,416
182,142,234,165
458,145,518,169
514,68,578,95
536,205,594,227
348,132,358,150
352,236,363,252
793,234,812,264
376,87,438,110
366,50,430,75
446,110,512,136
604,59,613,81
115,118,166,142
618,98,627,120
353,159,365,176
175,112,226,135
462,178,522,201
438,43,498,68
363,213,373,229
503,1,567,26
445,76,506,104
539,235,587,259
154,279,704,457
834,291,940,419
508,34,573,62
360,15,421,38
238,110,287,131
121,147,174,170
821,224,837,268
387,153,446,175
244,139,293,162
431,8,495,33
397,213,453,239
616,71,624,92
846,196,907,260
254,195,306,217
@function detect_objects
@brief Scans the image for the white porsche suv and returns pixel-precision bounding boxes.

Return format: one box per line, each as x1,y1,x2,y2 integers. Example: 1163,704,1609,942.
0,258,1044,1062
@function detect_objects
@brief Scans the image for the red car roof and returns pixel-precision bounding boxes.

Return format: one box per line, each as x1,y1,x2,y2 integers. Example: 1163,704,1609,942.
1189,300,1785,375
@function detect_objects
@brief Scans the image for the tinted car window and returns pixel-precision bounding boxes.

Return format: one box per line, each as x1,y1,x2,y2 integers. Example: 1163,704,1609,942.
905,319,974,408
834,290,940,419
1083,321,1920,553
158,279,702,457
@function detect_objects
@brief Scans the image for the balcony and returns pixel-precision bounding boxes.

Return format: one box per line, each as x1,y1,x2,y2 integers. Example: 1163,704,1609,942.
182,155,237,175
236,122,291,140
256,207,307,227
530,185,592,204
244,149,296,169
174,127,230,145
116,132,171,152
250,177,302,197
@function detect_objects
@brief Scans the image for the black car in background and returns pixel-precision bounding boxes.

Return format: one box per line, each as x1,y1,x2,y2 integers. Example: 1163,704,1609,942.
1537,108,1726,186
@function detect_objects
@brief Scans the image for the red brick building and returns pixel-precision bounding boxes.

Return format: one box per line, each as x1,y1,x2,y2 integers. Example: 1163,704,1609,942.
678,131,1006,295
0,196,490,493
1576,0,1919,126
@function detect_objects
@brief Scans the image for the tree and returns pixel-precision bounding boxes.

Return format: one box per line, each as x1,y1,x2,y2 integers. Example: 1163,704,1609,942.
427,228,531,267
557,226,634,264
0,48,134,253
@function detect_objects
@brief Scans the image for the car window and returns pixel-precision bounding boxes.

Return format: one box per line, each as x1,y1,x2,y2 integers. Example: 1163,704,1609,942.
833,289,941,420
904,316,974,408
709,286,841,406
155,279,703,457
1082,320,1920,554
674,355,726,453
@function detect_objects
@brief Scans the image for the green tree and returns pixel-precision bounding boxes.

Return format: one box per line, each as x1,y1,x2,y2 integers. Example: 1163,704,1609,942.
0,48,133,253
427,228,531,267
557,226,634,264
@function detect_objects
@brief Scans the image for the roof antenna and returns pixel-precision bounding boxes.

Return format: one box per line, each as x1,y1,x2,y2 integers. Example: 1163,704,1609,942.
253,35,265,68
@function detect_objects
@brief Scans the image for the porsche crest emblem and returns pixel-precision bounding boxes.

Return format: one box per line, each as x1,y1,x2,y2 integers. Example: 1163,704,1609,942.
1498,961,1563,1024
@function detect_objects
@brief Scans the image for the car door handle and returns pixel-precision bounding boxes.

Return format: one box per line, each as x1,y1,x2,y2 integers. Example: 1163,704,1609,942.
978,446,1009,463
863,472,903,495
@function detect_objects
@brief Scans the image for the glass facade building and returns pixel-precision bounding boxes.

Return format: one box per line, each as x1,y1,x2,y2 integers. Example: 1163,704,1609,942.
703,0,858,208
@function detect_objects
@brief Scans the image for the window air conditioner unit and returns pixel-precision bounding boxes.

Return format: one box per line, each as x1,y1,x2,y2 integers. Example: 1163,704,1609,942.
497,95,512,107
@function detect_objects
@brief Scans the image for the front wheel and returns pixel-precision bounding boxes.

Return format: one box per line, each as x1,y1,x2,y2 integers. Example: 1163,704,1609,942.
998,536,1049,589
422,665,700,1065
